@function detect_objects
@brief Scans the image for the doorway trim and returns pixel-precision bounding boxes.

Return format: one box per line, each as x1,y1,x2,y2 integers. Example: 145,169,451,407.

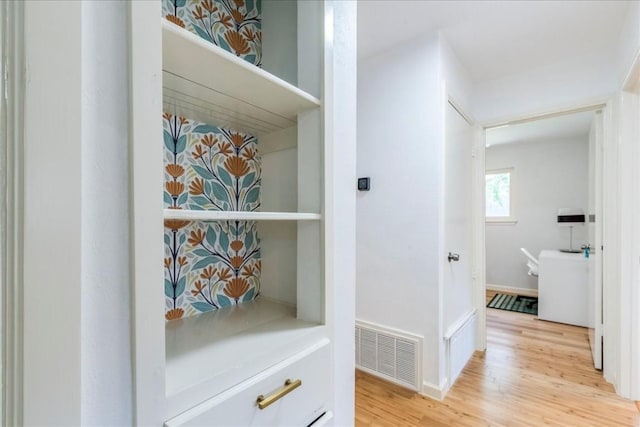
1,1,25,424
472,100,608,354
612,49,640,399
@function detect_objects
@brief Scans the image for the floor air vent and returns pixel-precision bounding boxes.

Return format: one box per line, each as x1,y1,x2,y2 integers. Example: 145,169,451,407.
355,320,421,391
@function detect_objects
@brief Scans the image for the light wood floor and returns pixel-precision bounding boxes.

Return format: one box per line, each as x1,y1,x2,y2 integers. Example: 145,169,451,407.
355,290,640,426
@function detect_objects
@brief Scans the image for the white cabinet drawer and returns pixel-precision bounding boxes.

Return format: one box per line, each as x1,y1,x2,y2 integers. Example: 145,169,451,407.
165,340,330,427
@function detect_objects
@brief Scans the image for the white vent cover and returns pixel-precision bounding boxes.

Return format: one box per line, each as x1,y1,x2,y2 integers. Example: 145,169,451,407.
355,320,421,391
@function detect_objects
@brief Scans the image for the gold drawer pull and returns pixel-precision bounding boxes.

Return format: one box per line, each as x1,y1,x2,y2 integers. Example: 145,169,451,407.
256,379,302,410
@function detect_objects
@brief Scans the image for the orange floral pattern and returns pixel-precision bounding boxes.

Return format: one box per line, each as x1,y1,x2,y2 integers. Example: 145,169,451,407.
163,114,260,213
164,219,261,319
162,0,262,66
224,278,250,300
165,14,185,28
163,112,262,321
165,308,185,321
167,220,261,316
224,156,250,177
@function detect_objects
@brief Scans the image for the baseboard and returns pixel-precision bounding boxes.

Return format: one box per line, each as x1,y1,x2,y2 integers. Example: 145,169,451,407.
486,284,538,297
420,380,447,401
444,310,477,392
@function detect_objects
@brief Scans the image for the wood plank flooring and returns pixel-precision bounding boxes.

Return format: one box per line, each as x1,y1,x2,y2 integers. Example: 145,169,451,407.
355,291,640,426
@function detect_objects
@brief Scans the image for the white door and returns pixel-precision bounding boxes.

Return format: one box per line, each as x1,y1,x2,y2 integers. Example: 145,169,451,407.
587,111,603,370
443,101,474,333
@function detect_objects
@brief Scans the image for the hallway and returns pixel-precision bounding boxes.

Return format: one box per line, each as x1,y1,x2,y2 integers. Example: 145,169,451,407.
355,292,639,426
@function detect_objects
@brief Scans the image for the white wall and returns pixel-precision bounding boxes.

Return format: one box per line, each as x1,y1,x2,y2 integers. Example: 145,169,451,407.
327,1,358,423
485,137,589,291
617,1,640,86
355,0,640,403
472,1,639,126
81,2,133,423
357,30,474,394
473,49,617,124
24,1,134,424
441,37,473,116
357,32,442,389
23,2,83,424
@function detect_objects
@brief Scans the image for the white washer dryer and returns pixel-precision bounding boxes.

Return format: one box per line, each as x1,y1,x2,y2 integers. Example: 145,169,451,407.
538,249,589,327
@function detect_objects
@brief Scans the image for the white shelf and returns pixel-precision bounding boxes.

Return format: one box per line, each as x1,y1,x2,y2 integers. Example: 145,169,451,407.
165,299,324,403
162,20,320,136
163,209,321,221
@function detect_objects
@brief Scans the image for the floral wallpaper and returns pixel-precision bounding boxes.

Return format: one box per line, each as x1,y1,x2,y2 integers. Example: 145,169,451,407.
162,0,262,67
163,112,262,321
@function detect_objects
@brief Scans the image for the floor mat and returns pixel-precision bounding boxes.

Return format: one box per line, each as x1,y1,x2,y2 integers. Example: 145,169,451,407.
487,293,538,315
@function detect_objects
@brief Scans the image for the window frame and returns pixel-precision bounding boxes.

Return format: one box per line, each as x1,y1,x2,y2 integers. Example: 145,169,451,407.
485,167,516,224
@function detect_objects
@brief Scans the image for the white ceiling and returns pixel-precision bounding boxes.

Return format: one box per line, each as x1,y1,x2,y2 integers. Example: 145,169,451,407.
485,110,595,147
357,0,631,82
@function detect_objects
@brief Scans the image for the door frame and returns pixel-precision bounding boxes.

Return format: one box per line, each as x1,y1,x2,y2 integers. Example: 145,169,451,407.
472,88,640,399
472,100,607,354
607,50,640,399
1,1,25,424
588,110,604,370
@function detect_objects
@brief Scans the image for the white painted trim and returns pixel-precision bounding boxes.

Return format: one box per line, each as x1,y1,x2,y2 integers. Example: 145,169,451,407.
602,99,617,386
356,319,423,342
612,88,640,400
444,310,477,392
472,125,487,351
129,2,165,425
162,19,320,115
23,2,83,423
356,366,420,392
163,209,321,221
473,100,610,359
1,2,24,423
621,50,640,401
324,1,358,424
437,80,447,400
483,100,608,130
447,97,474,127
622,48,640,93
443,309,477,340
420,380,447,401
486,284,538,298
587,110,604,370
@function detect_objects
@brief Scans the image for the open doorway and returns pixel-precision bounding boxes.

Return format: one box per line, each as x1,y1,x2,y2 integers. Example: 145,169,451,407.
480,106,605,369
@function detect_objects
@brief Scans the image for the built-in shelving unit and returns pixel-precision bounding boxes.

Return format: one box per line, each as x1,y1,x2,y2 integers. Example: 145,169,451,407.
163,209,321,222
130,1,355,425
162,21,320,136
165,299,323,401
160,4,326,419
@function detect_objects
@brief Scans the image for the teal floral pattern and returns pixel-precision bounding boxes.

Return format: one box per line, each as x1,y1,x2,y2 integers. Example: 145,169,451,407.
163,113,261,212
162,0,262,67
163,112,262,321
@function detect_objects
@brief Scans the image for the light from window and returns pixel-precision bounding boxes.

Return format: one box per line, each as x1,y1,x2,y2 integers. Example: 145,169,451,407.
486,170,512,220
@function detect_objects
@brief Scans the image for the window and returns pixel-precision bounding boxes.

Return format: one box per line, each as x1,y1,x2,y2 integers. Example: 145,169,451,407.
486,168,515,222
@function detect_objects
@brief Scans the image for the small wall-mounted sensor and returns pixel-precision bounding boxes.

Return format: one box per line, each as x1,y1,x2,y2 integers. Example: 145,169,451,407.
357,177,370,191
